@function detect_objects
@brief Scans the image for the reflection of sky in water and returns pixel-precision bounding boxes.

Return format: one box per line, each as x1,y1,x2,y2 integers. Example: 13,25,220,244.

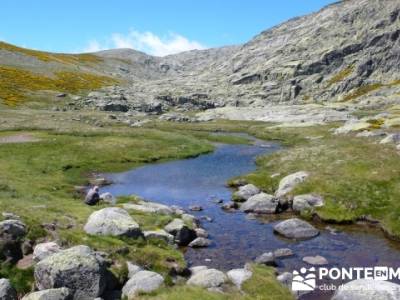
102,143,400,300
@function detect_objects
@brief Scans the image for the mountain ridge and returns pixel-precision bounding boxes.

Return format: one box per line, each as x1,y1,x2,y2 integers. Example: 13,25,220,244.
1,0,399,113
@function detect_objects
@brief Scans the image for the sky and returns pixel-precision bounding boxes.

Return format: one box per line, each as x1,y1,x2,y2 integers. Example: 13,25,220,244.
0,0,337,56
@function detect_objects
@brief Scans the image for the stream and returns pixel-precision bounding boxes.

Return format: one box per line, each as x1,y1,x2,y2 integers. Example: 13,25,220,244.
101,137,400,299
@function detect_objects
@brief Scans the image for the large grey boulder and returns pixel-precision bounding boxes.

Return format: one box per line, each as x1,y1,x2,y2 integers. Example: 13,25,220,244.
189,266,208,276
126,262,142,279
274,218,319,240
0,220,26,241
0,219,27,262
122,270,164,298
302,255,328,265
21,288,72,300
34,245,108,299
33,242,61,262
0,278,17,300
164,219,196,246
187,269,227,288
332,279,400,300
233,184,260,202
227,268,252,289
240,193,278,213
84,207,142,238
123,201,173,215
273,248,294,258
275,172,309,198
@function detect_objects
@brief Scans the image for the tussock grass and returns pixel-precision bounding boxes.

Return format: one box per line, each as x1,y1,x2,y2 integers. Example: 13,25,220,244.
0,66,117,106
342,83,383,101
0,41,102,64
327,65,354,87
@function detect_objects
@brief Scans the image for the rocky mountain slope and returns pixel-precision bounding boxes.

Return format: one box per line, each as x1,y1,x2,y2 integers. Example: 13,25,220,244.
1,0,399,115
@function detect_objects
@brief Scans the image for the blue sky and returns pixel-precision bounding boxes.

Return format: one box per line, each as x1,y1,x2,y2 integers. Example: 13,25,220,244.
1,0,336,56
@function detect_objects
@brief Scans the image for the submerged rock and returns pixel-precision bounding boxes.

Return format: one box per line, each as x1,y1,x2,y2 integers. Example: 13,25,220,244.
275,172,309,198
332,279,400,300
302,255,328,265
233,184,260,202
34,245,108,299
240,193,278,214
273,248,294,258
84,207,142,238
189,205,203,211
122,270,164,298
221,201,239,211
187,269,227,288
273,218,319,240
188,237,211,248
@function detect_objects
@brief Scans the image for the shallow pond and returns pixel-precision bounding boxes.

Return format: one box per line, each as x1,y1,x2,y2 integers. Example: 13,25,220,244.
102,140,400,299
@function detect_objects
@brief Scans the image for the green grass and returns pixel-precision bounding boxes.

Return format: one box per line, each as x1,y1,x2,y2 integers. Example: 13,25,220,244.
237,124,400,237
0,128,213,293
0,264,34,295
3,115,400,297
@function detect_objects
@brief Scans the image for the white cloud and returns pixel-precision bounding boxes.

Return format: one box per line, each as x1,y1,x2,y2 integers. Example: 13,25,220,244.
83,40,106,53
81,30,206,56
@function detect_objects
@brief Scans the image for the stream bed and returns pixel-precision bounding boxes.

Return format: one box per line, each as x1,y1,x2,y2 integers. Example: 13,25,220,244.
101,139,400,299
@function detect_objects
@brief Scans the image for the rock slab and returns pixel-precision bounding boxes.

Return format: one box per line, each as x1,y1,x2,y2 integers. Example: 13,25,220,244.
274,218,319,240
